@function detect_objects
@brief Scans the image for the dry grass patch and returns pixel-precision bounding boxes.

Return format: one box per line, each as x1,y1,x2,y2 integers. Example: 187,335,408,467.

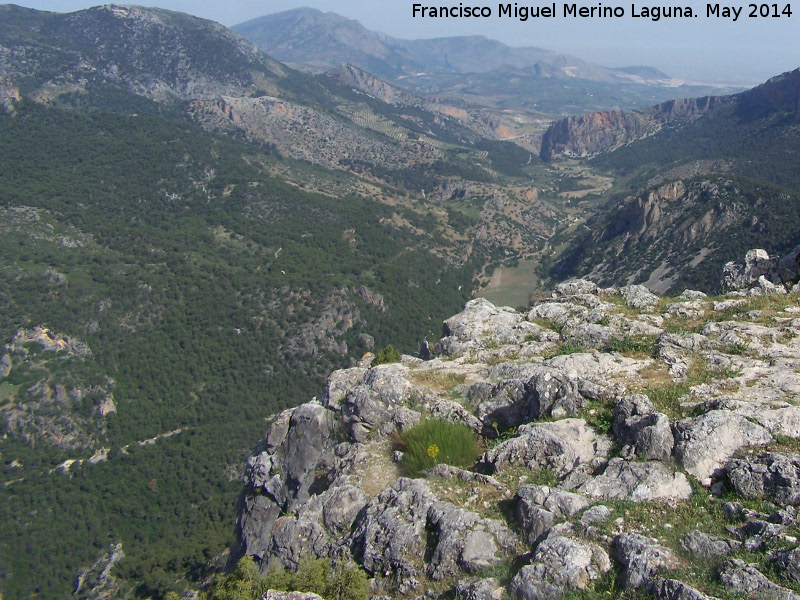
409,369,467,393
426,475,508,518
662,316,708,334
630,363,674,390
359,441,402,499
710,292,800,325
628,355,738,420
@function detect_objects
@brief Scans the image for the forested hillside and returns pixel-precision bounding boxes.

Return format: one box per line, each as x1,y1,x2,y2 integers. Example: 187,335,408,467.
0,100,474,598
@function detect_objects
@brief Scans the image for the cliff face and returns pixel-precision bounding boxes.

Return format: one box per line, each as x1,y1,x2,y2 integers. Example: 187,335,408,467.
540,95,728,160
540,68,800,161
552,175,800,294
237,258,800,600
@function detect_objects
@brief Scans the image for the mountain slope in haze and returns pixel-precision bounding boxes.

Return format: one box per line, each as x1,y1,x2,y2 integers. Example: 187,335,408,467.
548,68,800,293
0,4,547,199
233,7,643,81
231,7,421,78
388,34,617,80
232,7,743,115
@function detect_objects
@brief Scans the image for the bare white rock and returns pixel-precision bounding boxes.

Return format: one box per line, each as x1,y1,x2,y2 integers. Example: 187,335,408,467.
578,459,692,502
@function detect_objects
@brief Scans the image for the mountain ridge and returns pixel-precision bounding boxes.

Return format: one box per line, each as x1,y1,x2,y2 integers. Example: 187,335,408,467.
541,67,800,160
231,7,743,116
232,7,660,83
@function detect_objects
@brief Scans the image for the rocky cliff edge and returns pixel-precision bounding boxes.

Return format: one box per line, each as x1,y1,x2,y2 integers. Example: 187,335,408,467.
237,251,800,600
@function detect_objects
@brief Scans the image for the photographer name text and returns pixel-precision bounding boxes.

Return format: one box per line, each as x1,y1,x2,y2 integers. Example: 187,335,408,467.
411,3,793,21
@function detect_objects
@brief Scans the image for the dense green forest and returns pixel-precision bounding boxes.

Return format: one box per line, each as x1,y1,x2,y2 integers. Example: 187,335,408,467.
0,101,474,599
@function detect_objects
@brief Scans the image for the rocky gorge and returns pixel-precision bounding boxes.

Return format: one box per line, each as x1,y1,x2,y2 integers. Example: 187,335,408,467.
234,246,800,600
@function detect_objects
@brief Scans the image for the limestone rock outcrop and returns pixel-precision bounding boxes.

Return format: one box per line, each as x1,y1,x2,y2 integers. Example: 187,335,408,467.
721,246,800,293
236,251,800,599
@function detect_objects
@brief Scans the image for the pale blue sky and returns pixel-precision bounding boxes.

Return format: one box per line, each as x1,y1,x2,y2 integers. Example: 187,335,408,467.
8,1,799,84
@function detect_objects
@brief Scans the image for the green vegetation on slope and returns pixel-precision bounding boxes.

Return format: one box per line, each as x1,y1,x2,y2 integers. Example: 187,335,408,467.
0,101,473,599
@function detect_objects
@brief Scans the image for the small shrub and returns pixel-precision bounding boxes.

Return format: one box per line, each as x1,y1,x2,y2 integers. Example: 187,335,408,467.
400,418,481,476
327,561,370,600
645,381,692,420
529,317,556,331
292,556,330,595
202,557,269,600
718,341,750,356
202,557,369,600
581,398,615,435
484,338,500,350
374,344,401,365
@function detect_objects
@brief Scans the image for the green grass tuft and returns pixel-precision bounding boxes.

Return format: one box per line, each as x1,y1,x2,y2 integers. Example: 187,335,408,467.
544,342,586,359
400,418,481,476
603,335,658,357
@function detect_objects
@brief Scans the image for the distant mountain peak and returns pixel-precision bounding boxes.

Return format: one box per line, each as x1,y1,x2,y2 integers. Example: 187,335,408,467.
233,8,646,82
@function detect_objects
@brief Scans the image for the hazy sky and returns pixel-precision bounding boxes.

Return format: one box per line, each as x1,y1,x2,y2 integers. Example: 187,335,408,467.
10,1,799,84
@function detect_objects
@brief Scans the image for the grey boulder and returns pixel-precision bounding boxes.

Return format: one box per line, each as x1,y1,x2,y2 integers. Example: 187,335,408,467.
615,532,680,589
509,536,610,599
720,558,800,600
721,249,777,292
674,410,773,485
476,367,587,433
514,485,591,544
773,547,800,585
454,578,505,600
578,459,692,502
478,419,612,488
613,395,674,462
647,578,720,600
553,279,598,297
680,530,741,559
620,285,660,310
726,453,800,505
350,478,436,580
425,501,518,580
